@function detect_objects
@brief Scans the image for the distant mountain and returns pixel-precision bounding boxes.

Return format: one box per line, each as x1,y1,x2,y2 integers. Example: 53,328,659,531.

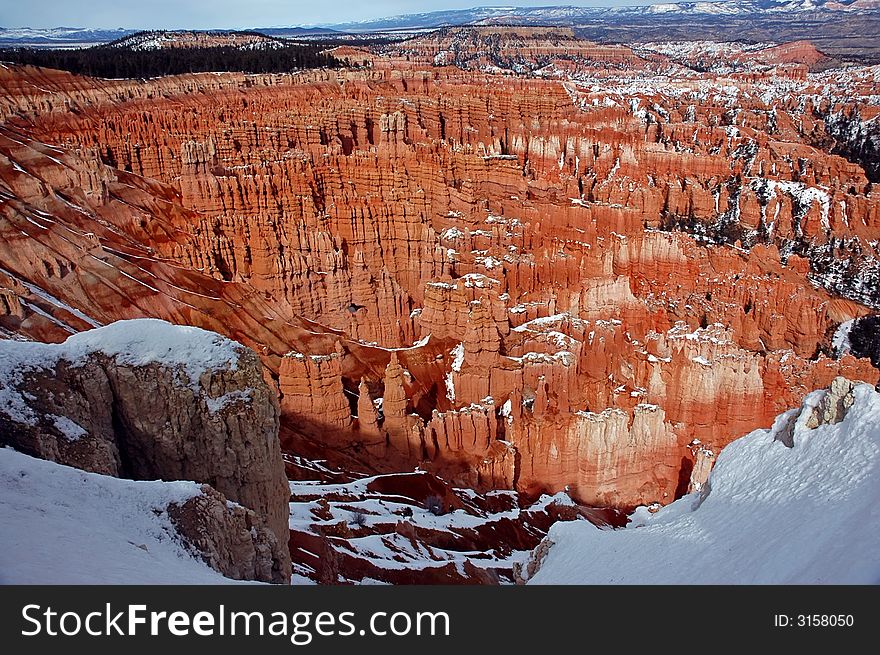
0,26,345,50
0,27,134,49
328,1,880,32
2,1,877,50
257,27,343,38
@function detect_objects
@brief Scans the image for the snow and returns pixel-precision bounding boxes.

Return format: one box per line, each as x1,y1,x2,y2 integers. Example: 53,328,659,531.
528,383,880,584
0,266,102,328
0,448,253,584
329,1,855,32
409,334,430,348
640,40,773,61
648,3,679,13
67,319,242,383
50,415,87,441
289,471,563,533
668,321,730,344
426,281,458,290
833,319,854,357
19,299,75,334
512,313,586,333
445,343,465,403
440,227,463,240
204,389,252,414
511,351,576,367
450,342,465,373
0,27,131,44
476,256,502,270
461,273,499,288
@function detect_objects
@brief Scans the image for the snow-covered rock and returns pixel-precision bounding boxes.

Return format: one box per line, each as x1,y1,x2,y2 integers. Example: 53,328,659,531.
0,319,291,583
523,379,880,584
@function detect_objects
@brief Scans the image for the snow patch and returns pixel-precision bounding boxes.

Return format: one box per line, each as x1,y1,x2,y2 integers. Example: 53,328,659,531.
450,343,465,373
445,343,465,403
50,415,87,441
833,319,854,357
205,389,252,414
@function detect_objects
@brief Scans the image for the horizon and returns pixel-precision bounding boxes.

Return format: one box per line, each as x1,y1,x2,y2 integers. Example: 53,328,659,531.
0,1,688,31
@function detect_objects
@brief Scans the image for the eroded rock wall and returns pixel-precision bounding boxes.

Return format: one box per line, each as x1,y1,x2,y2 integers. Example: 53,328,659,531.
1,32,879,508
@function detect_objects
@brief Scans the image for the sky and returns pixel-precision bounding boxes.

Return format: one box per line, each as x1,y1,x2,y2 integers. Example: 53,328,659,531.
0,1,656,30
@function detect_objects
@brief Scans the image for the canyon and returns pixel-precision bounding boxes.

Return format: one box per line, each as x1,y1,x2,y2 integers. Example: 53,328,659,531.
1,26,879,582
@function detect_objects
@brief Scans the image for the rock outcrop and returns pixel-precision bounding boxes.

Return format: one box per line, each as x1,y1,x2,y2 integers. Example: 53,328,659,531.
169,486,288,583
0,319,291,583
804,376,858,428
776,375,860,447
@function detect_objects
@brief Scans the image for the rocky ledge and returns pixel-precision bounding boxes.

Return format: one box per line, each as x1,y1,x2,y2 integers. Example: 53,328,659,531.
0,319,291,583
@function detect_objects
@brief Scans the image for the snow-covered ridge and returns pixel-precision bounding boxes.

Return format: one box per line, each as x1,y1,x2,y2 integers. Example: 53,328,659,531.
3,0,877,47
0,319,245,425
286,464,589,583
328,1,880,31
638,40,775,59
525,380,880,584
109,31,289,52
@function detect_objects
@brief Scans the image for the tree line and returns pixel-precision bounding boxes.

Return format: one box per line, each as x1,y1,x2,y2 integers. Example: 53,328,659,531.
0,39,341,78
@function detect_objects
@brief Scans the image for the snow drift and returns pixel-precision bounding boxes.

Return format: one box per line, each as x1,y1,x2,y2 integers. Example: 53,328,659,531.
524,379,880,584
0,447,253,584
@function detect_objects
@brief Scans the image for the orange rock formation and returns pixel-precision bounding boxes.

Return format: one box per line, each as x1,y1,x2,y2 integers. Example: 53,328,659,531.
1,31,878,508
